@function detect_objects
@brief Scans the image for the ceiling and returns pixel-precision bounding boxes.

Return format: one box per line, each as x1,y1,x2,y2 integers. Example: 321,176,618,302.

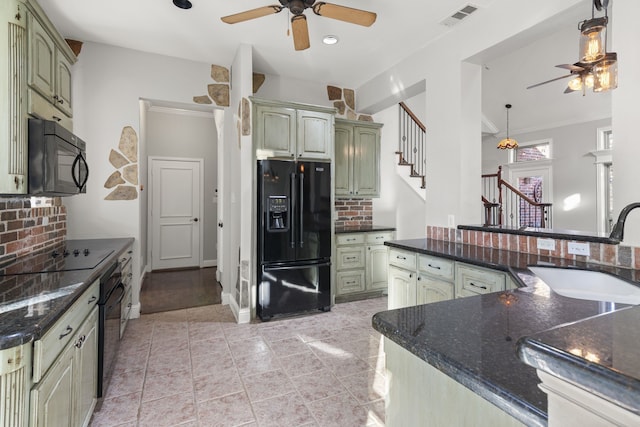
39,0,611,132
38,0,498,89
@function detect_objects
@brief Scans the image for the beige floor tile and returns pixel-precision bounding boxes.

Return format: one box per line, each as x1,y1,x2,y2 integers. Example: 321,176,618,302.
280,350,326,378
90,392,141,427
146,350,192,377
196,391,256,427
227,335,270,357
267,336,309,357
290,368,347,403
105,368,145,399
192,351,236,377
251,391,315,427
242,368,296,402
113,348,149,374
142,369,194,402
306,392,371,427
233,350,281,377
139,391,196,427
189,336,230,356
194,369,244,402
339,368,387,404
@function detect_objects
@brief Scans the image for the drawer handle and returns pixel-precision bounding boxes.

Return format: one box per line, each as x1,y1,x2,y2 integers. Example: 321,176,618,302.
397,255,406,260
346,281,356,285
88,295,97,304
59,326,73,340
469,282,487,290
345,256,357,261
427,264,441,270
376,236,384,239
346,238,356,242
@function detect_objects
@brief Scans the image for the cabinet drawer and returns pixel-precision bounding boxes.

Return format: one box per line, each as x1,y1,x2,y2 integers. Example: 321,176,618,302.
365,231,394,244
418,255,454,281
33,279,99,383
28,88,72,130
389,249,416,270
337,271,366,295
336,233,365,245
455,263,506,297
336,246,365,270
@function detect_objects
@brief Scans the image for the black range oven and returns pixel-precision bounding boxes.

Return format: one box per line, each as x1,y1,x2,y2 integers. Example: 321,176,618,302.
97,261,124,398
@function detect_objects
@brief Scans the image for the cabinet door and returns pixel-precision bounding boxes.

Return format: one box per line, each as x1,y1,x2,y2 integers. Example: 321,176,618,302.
388,265,416,309
366,244,388,290
55,52,73,117
297,110,332,159
255,105,296,158
31,344,75,427
334,123,353,196
353,126,380,197
75,308,98,427
417,276,454,304
28,14,55,99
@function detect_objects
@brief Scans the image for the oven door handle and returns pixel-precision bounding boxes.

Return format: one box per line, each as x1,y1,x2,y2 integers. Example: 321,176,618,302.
107,283,126,310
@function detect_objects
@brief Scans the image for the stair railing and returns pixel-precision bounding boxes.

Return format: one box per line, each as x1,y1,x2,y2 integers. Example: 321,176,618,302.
481,166,553,228
397,102,426,189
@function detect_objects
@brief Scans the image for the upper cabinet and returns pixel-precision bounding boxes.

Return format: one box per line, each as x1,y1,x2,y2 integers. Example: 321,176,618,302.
335,119,382,198
0,0,75,195
253,97,334,161
26,0,76,129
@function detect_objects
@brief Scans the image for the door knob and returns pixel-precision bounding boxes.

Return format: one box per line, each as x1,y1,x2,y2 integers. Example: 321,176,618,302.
218,222,223,228
193,218,199,222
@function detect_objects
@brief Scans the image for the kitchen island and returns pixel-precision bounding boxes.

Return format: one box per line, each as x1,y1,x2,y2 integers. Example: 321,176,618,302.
373,238,640,426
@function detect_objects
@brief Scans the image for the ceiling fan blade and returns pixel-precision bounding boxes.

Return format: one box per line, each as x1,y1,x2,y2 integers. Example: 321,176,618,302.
526,74,573,90
221,5,282,24
555,63,585,72
291,15,310,51
312,2,377,27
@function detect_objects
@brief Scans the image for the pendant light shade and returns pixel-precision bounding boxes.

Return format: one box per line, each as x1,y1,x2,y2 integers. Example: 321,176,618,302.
593,52,618,92
579,17,607,63
497,104,518,150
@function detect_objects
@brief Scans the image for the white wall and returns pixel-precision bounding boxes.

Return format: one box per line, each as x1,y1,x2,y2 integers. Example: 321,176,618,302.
146,108,218,263
254,73,330,106
67,42,217,311
483,118,611,232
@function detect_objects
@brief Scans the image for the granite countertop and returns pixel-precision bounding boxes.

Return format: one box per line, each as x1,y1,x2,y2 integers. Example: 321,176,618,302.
0,238,133,350
375,237,640,426
335,225,396,234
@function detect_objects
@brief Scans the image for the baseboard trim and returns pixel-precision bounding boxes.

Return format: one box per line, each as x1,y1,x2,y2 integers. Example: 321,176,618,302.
221,291,230,305
130,303,141,319
228,294,250,324
203,259,217,268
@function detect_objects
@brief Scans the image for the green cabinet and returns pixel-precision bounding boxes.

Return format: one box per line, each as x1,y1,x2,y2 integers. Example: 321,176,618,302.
335,119,382,198
253,98,334,160
335,230,394,302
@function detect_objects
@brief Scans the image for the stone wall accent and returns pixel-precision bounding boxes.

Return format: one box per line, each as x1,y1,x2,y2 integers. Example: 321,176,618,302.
241,97,251,136
426,225,640,270
335,199,373,228
333,101,345,115
193,95,212,105
104,126,139,200
327,86,342,100
253,73,266,94
326,85,374,122
344,89,355,110
211,65,230,82
208,84,230,107
65,39,83,56
0,197,66,262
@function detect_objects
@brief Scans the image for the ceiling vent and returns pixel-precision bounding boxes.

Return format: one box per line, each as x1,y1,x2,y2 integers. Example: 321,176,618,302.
440,4,479,27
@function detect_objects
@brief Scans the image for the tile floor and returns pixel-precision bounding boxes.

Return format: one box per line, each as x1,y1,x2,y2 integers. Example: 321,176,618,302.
90,297,388,427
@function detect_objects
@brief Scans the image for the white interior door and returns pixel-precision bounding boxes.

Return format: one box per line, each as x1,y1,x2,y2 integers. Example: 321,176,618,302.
151,158,202,270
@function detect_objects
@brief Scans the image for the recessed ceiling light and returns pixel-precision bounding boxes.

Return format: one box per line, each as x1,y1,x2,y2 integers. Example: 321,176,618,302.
173,0,192,10
322,35,339,45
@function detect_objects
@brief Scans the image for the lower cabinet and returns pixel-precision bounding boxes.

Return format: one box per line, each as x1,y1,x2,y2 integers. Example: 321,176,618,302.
335,230,394,302
31,282,99,427
388,248,513,309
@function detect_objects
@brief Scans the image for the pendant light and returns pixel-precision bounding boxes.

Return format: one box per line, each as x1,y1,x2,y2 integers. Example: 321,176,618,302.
497,104,518,150
579,17,607,63
593,52,618,92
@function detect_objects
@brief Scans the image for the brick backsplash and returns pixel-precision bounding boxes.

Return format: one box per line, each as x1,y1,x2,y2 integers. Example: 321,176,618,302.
0,197,67,264
335,198,372,228
426,225,639,269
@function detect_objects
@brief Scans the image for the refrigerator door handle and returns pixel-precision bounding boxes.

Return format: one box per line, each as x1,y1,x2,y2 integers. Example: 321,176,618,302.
290,172,296,249
299,172,304,248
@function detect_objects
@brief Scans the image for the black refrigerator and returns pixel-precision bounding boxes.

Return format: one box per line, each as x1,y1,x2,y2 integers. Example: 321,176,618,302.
257,159,332,320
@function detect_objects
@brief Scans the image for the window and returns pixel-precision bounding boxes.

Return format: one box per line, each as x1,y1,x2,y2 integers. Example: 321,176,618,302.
510,139,551,163
593,126,613,233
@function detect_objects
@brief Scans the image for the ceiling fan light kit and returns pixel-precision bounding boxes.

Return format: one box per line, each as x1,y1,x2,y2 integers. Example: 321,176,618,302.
497,104,518,150
527,0,617,95
220,1,376,51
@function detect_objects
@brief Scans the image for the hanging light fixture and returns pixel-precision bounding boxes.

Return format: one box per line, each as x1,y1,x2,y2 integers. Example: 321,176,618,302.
593,52,618,92
497,104,518,150
579,16,607,63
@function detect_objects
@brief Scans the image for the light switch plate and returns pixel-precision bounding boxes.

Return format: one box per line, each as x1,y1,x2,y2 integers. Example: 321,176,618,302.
568,242,590,256
537,238,555,251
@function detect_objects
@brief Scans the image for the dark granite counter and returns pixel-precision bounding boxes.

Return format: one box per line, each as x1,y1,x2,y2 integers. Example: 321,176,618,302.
375,237,640,426
335,225,396,234
0,238,134,350
458,224,618,244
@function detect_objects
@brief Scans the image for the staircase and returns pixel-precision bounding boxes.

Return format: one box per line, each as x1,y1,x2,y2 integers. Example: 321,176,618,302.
397,102,426,189
482,166,553,228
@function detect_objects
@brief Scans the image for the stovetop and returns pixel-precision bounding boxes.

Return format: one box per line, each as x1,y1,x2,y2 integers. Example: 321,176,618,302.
0,242,114,276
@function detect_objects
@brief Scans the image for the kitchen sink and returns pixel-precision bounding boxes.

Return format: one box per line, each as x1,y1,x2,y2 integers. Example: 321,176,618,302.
527,266,640,305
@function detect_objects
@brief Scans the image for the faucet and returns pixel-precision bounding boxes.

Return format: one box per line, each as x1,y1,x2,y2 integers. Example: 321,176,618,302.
609,202,640,241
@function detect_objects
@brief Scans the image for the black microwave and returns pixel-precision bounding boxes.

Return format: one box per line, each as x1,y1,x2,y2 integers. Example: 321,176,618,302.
28,119,89,196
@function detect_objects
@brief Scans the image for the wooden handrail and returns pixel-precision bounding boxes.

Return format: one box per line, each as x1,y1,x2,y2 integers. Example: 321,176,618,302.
500,179,550,208
399,102,426,132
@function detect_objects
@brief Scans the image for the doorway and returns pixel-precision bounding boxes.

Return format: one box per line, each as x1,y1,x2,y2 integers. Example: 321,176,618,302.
508,165,553,227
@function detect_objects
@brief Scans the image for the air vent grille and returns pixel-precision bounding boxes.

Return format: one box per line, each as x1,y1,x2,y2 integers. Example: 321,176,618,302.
440,4,479,27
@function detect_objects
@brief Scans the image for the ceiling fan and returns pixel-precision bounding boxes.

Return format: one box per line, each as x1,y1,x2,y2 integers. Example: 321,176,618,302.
526,62,595,94
220,1,377,51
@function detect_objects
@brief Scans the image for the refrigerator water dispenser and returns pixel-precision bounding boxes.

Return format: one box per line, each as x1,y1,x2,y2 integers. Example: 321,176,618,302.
267,195,289,232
